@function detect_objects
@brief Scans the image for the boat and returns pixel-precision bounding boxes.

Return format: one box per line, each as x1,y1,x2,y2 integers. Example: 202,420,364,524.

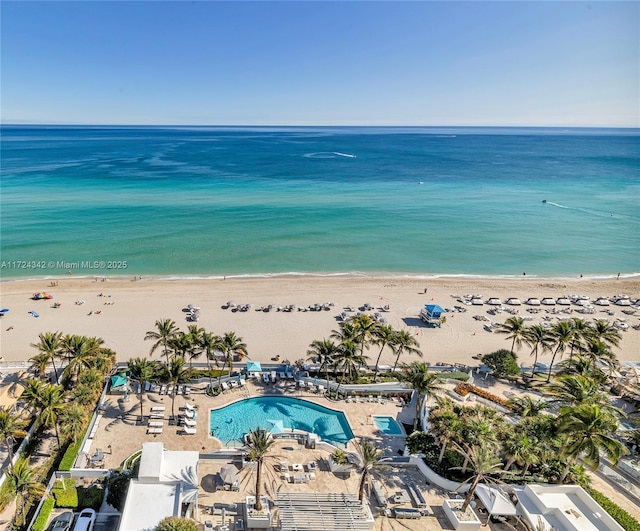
487,298,502,306
594,298,610,306
505,298,522,306
540,297,556,306
526,298,541,306
556,298,571,306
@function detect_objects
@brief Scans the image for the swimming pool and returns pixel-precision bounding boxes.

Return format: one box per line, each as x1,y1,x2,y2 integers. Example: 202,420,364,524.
373,416,404,436
209,396,355,447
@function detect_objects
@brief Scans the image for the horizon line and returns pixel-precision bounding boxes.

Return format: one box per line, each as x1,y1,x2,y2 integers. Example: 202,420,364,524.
2,122,639,130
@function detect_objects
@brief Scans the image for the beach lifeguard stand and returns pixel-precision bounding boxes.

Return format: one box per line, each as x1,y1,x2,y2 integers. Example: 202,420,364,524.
420,304,445,328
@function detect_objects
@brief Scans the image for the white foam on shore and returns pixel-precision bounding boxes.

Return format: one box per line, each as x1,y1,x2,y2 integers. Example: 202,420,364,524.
2,271,639,284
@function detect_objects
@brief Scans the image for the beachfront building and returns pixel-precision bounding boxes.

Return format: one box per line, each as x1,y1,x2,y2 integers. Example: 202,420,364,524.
118,442,199,531
512,484,624,531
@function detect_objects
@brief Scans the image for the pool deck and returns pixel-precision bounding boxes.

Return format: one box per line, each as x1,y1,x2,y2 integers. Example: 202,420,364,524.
87,379,525,531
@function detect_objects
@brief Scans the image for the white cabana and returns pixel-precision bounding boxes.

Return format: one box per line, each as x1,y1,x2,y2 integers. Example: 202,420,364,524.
475,484,517,516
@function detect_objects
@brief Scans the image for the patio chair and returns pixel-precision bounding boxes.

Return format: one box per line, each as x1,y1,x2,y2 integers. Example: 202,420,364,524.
183,426,197,435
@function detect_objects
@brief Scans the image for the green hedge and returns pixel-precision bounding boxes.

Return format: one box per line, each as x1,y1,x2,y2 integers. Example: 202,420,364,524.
31,496,55,531
586,487,640,531
52,479,79,508
59,426,89,471
440,371,470,381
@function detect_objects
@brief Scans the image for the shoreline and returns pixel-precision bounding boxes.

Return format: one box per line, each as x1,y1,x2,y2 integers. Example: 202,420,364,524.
1,276,638,367
3,270,640,283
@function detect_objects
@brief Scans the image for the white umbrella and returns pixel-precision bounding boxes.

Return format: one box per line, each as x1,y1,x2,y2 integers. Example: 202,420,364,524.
266,419,285,434
220,464,239,485
475,484,517,516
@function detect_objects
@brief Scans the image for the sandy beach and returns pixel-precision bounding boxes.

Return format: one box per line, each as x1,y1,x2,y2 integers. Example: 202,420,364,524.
0,276,638,367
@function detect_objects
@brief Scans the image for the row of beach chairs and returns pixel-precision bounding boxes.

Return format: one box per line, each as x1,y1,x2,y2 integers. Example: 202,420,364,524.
220,378,246,392
139,382,192,396
346,395,407,405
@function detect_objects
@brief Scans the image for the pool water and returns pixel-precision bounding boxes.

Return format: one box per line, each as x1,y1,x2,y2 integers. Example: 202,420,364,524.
373,416,404,436
209,396,355,447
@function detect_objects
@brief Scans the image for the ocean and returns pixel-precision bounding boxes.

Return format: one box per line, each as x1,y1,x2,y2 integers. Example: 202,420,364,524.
1,126,638,279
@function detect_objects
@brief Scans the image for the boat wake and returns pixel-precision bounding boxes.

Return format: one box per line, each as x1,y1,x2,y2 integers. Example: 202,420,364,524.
303,152,356,159
544,201,569,209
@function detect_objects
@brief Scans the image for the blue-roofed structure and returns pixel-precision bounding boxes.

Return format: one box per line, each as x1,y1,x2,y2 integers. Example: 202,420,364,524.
420,304,446,327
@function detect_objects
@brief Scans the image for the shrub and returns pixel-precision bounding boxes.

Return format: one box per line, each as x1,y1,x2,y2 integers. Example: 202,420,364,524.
454,383,513,409
78,485,104,510
441,371,470,382
586,487,640,531
31,496,55,531
155,516,199,531
106,471,132,511
52,479,78,508
481,349,520,378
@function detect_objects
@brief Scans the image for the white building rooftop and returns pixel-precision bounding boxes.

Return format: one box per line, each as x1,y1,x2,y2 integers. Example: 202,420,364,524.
514,484,624,531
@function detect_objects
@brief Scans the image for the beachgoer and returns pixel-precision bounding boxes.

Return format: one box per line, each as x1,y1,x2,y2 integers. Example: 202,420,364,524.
617,272,621,280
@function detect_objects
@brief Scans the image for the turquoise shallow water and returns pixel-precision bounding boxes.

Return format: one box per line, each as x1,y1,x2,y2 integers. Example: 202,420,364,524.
1,126,638,278
209,396,354,447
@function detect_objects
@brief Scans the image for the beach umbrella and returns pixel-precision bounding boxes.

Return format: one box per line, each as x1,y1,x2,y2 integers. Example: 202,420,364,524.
475,484,517,516
219,464,239,485
266,419,285,434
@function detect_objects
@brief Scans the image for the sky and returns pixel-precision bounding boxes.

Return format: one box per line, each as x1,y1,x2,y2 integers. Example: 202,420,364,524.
1,1,638,127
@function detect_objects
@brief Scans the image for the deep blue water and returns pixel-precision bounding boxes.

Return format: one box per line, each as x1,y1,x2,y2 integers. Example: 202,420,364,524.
1,126,638,278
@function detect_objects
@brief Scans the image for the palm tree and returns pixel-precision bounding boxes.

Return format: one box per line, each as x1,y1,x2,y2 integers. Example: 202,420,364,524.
556,354,607,383
400,362,442,431
169,332,191,361
349,313,378,358
428,406,462,463
546,321,575,382
502,430,534,471
5,460,45,526
333,339,368,395
507,395,549,418
145,319,179,362
0,408,27,472
39,384,66,448
245,427,275,512
185,325,205,367
582,339,618,373
307,339,339,387
200,331,221,390
370,324,395,382
61,334,101,383
30,331,63,383
59,405,87,444
548,374,610,409
567,318,592,360
217,332,247,390
20,378,47,417
496,317,527,355
589,319,622,350
356,439,383,502
524,324,554,378
390,330,422,373
162,356,192,420
128,357,156,421
450,443,506,512
557,404,629,482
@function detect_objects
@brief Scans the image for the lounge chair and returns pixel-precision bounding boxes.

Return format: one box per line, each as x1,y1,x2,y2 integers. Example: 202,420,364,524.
183,418,196,427
183,426,197,435
150,406,166,412
147,427,163,434
183,409,196,419
185,402,196,411
149,421,164,428
221,382,230,392
150,413,165,419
